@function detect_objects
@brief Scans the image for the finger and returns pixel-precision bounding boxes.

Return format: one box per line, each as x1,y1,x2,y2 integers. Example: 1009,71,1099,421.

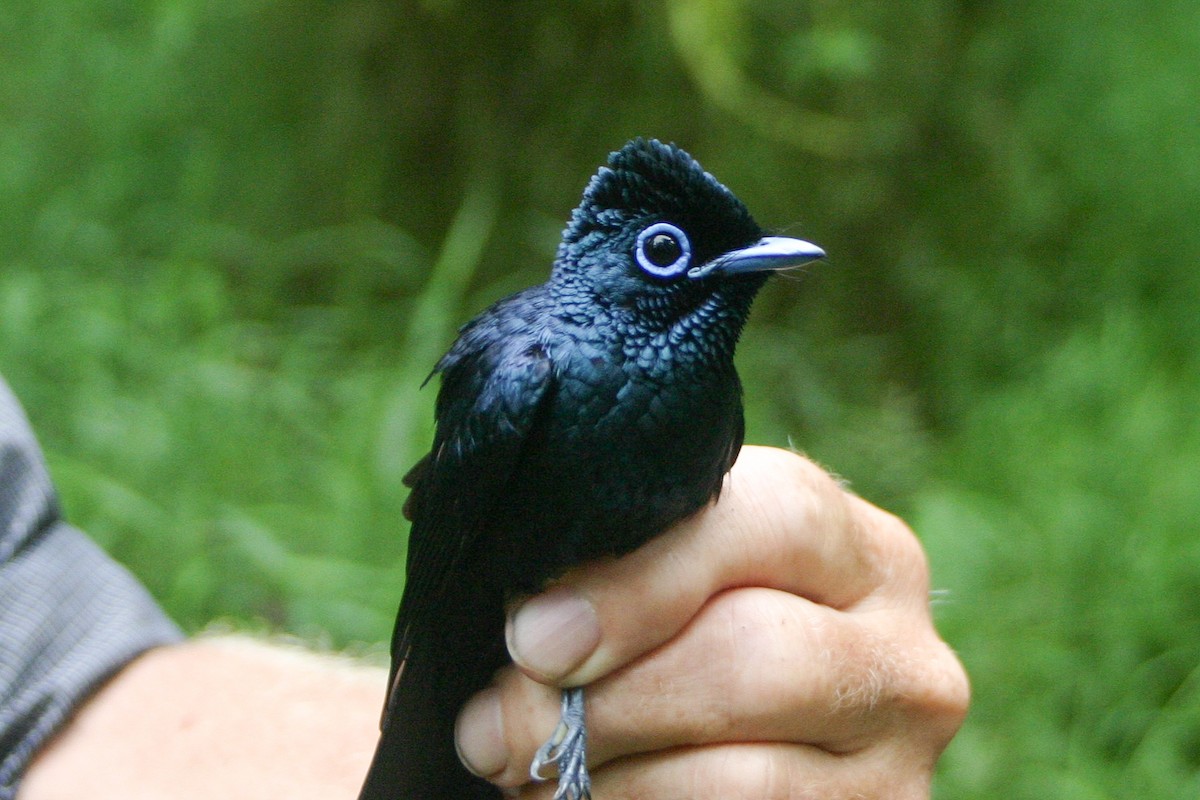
578,588,968,763
507,446,890,686
485,589,868,789
480,586,962,786
840,492,933,612
585,589,898,758
510,741,935,800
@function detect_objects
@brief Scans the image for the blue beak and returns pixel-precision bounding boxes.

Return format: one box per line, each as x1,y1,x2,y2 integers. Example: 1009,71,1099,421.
688,236,825,279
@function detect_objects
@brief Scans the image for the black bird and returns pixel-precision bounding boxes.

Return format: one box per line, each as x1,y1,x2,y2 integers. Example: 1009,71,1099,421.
358,138,824,800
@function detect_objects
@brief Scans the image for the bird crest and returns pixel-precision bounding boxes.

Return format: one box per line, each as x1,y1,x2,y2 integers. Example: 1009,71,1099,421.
563,138,757,250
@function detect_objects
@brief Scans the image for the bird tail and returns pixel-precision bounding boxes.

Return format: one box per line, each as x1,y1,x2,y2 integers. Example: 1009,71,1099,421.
357,606,507,799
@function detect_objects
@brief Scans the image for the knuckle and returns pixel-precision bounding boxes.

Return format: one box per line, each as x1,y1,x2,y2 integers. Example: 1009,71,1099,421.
880,509,926,567
914,641,971,732
862,505,931,600
813,612,966,737
884,636,970,751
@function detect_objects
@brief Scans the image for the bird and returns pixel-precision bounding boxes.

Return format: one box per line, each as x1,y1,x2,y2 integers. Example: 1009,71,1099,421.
357,138,824,800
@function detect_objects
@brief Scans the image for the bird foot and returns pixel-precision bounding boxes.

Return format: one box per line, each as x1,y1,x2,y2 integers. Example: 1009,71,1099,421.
530,687,591,800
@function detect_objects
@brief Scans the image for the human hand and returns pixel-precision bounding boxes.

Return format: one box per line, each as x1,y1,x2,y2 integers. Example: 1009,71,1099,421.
453,445,969,798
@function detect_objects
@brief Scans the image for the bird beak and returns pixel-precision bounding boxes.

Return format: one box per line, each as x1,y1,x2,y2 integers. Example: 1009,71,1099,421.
688,236,825,279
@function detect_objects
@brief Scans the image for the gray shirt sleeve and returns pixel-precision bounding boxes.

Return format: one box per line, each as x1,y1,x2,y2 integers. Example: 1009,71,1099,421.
0,379,183,799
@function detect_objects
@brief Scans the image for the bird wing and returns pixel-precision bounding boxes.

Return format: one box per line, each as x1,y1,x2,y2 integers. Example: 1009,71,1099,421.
383,311,555,716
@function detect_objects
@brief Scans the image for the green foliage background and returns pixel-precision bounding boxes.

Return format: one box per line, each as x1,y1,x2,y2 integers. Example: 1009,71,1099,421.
2,1,1199,796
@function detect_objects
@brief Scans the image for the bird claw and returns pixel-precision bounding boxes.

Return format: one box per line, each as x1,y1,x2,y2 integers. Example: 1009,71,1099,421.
530,687,591,800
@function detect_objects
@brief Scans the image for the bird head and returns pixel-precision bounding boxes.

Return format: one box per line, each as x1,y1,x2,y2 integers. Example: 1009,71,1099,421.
552,139,823,334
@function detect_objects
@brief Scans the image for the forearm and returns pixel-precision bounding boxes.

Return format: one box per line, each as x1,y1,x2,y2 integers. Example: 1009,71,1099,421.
19,636,385,800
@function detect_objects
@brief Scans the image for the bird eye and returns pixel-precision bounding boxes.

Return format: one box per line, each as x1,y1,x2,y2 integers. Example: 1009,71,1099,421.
635,222,692,278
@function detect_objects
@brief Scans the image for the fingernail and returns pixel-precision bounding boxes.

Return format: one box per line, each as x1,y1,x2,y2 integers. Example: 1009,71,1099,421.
455,688,507,778
506,586,601,680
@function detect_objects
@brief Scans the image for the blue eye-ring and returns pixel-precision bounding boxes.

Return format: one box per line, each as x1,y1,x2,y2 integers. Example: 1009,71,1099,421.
635,222,692,278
